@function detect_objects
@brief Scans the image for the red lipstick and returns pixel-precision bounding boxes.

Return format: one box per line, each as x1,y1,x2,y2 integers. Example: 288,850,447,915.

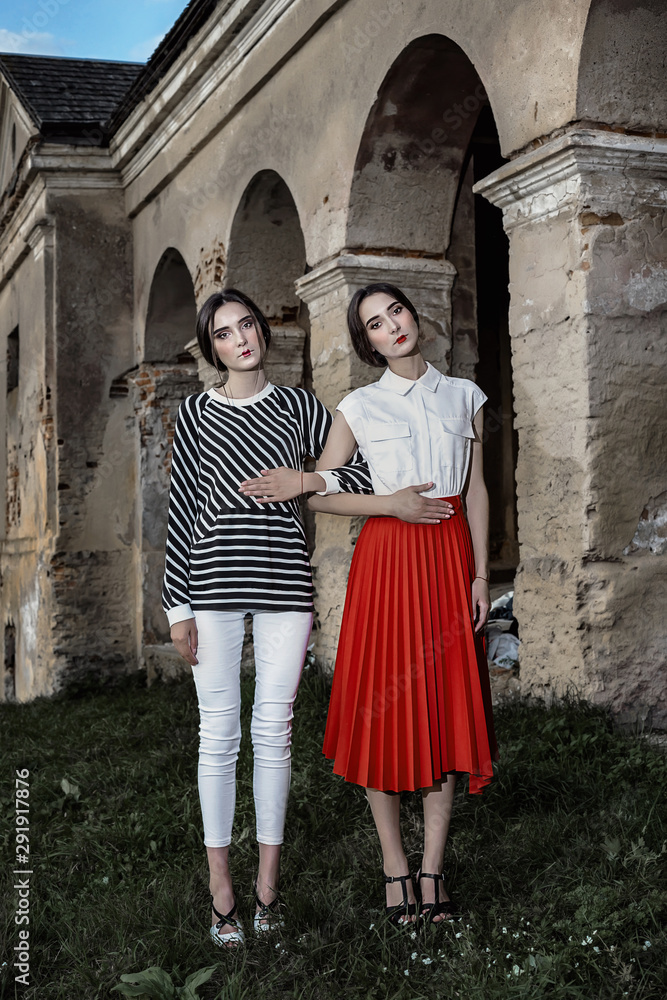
396,335,407,344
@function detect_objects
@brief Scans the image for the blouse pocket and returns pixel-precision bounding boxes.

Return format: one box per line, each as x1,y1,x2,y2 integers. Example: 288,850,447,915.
367,421,414,471
437,417,474,476
439,416,476,440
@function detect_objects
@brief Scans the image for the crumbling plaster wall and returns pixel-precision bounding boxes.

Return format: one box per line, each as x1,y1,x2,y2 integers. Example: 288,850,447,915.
50,187,137,691
476,131,667,726
0,228,55,701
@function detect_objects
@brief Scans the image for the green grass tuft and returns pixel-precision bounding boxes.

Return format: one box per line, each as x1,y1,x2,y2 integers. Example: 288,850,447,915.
1,667,666,999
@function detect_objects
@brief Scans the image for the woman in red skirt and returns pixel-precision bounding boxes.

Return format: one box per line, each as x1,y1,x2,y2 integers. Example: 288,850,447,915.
307,283,498,927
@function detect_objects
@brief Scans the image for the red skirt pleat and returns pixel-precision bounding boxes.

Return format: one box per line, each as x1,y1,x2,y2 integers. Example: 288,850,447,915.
322,496,498,793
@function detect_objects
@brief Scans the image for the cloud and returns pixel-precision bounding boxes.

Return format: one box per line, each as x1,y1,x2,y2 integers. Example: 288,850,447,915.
128,32,165,62
0,28,66,56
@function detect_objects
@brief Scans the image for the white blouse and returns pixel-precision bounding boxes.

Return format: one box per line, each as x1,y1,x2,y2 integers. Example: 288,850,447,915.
321,363,487,498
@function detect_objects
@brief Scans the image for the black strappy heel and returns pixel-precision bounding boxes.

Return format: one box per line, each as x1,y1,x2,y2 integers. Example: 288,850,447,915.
210,894,245,947
416,870,458,924
384,873,417,927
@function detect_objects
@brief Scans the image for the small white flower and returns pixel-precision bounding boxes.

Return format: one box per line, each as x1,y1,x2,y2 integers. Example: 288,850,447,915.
410,930,417,940
411,952,417,960
568,936,573,942
512,965,521,976
644,940,652,948
404,969,410,976
485,947,491,953
526,921,530,926
102,876,109,884
502,926,507,934
422,957,433,965
610,946,615,952
593,946,600,953
455,932,462,939
513,932,520,938
368,923,375,930
506,953,511,958
575,962,579,967
382,966,387,972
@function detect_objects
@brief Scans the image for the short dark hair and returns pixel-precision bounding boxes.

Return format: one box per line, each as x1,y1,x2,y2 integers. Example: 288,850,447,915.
195,288,272,374
346,283,420,368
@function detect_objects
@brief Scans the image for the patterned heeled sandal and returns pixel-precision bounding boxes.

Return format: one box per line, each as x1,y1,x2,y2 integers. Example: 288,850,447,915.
253,884,285,934
416,870,458,924
210,895,245,947
384,873,417,927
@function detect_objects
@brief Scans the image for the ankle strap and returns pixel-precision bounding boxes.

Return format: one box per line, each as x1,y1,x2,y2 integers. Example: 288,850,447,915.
211,895,239,926
418,871,445,882
384,872,410,908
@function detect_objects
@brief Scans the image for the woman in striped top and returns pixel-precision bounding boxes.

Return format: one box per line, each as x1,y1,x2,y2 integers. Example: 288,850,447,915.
163,289,375,947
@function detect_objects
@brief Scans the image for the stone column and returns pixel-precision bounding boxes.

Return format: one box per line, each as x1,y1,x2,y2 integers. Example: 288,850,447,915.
295,253,456,666
474,130,667,724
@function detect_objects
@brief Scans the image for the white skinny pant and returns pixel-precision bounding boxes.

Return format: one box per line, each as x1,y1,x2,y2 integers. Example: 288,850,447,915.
191,609,312,848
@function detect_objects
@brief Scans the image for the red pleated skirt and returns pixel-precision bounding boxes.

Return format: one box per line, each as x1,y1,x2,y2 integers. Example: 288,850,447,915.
322,496,498,793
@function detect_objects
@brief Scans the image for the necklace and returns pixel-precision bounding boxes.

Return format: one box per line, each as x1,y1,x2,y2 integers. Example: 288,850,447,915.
219,367,268,404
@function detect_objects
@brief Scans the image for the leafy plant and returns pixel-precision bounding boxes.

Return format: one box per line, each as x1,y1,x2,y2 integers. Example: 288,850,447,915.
112,965,216,999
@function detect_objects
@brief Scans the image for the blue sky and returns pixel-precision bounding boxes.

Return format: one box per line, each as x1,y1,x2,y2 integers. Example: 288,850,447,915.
0,0,188,63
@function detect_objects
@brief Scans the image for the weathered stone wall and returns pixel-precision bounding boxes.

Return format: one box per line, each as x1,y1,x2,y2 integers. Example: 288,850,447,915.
475,130,667,726
0,211,55,701
49,187,136,691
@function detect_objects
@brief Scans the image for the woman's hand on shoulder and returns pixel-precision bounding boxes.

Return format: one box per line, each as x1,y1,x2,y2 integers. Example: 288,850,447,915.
171,618,198,665
388,484,454,524
471,578,490,633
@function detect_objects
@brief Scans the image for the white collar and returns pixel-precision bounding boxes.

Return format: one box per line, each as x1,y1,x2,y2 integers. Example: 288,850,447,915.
207,382,275,407
378,362,442,396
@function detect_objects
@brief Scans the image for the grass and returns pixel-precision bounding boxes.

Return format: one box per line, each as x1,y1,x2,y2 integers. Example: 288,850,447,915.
1,664,666,999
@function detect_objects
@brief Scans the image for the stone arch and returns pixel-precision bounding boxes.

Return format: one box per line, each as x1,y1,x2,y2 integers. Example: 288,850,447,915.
144,247,197,363
225,169,309,389
136,247,200,650
577,0,667,132
346,34,490,257
346,34,518,572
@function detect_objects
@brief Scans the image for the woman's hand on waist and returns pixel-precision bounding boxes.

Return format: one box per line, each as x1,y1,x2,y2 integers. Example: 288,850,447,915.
239,468,324,502
388,484,455,524
171,618,198,665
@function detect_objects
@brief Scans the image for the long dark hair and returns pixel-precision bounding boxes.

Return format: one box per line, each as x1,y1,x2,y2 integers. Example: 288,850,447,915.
195,288,272,375
346,282,420,368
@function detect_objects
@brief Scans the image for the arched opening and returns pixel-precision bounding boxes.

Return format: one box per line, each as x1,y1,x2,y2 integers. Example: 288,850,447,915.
139,248,200,647
347,35,518,578
226,170,309,390
144,248,197,363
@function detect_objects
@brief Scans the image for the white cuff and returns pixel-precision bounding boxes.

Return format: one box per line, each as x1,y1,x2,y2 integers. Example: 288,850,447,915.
166,603,195,626
315,470,344,496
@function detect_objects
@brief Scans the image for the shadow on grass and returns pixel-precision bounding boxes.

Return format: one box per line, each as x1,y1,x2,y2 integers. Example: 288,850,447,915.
1,667,666,999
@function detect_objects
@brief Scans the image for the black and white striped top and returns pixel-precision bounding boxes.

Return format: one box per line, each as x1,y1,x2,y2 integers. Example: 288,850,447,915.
162,383,373,623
